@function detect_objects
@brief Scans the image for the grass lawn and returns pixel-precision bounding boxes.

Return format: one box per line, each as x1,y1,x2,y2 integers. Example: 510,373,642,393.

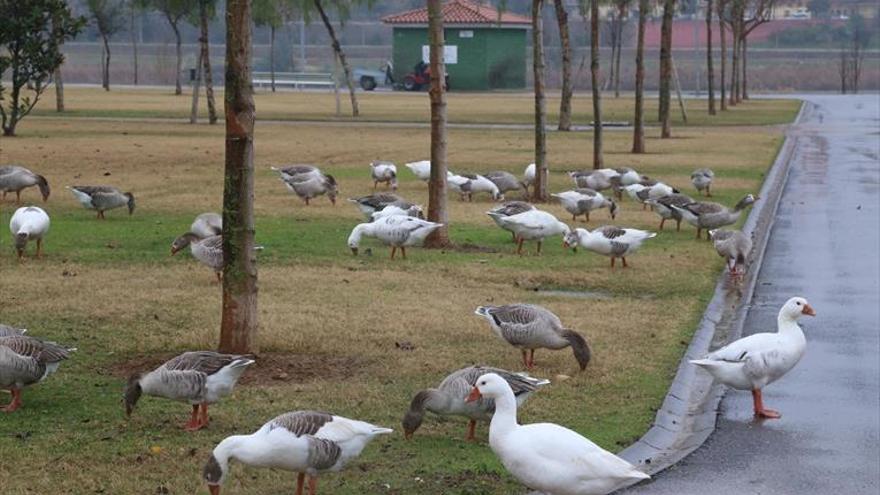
30,86,801,127
0,96,796,494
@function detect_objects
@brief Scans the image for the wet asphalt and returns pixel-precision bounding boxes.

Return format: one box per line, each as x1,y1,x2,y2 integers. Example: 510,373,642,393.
627,94,880,494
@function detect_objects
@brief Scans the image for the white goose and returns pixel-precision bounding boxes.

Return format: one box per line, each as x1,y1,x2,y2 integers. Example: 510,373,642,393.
447,172,501,201
124,351,255,430
370,161,398,190
552,189,618,222
9,206,50,259
488,201,536,242
347,215,443,259
691,297,815,418
402,366,549,441
370,203,423,221
466,373,650,495
405,160,431,181
202,410,392,495
486,209,570,255
522,163,536,193
563,226,656,268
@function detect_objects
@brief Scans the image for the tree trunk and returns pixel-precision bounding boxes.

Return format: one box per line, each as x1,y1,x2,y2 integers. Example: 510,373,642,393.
54,67,64,112
270,25,276,92
131,5,138,85
659,0,674,138
553,0,573,131
199,1,217,124
672,56,688,122
614,2,626,98
729,15,739,105
718,2,727,110
532,0,548,201
591,0,604,168
220,0,258,354
706,0,716,114
632,0,647,153
740,35,748,99
607,12,617,93
190,51,202,124
171,20,182,95
314,0,359,117
424,0,450,248
101,34,111,91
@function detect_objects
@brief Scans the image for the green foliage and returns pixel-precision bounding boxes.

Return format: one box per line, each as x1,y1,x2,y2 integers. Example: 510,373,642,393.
142,0,195,25
86,0,128,38
0,0,84,135
253,0,292,29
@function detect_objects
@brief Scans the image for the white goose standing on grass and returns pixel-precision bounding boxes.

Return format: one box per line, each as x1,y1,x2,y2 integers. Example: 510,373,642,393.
465,373,650,495
405,160,431,181
124,351,255,430
475,304,591,370
691,297,815,418
488,201,536,242
9,206,50,259
563,226,656,268
68,185,135,219
347,215,443,259
522,163,536,194
552,189,618,222
402,366,549,441
486,208,570,255
0,165,50,203
203,410,392,495
370,160,398,190
0,334,74,412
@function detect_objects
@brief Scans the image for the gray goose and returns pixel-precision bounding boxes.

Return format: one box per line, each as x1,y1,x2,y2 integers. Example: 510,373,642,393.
0,165,50,203
171,233,224,281
402,366,549,441
0,335,74,412
124,351,254,431
348,192,415,219
282,172,338,206
710,228,753,276
190,212,222,239
474,304,591,370
271,164,322,182
0,324,26,337
487,201,535,241
570,170,613,192
67,186,135,219
671,194,758,240
203,410,392,495
648,193,695,231
485,170,527,199
691,168,715,197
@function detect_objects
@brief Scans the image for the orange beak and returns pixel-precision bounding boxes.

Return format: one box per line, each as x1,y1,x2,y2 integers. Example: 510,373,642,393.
465,387,481,403
802,304,816,316
208,485,220,495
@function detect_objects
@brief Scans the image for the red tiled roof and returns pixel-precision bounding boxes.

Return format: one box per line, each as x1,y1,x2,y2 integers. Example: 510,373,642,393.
382,0,531,26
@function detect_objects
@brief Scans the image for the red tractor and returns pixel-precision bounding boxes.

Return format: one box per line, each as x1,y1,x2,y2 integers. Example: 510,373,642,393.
402,62,450,91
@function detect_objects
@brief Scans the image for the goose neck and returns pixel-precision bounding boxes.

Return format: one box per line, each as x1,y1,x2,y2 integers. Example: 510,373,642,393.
488,387,519,437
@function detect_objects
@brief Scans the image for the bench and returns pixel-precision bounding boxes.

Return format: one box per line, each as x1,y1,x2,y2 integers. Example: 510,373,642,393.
252,72,336,90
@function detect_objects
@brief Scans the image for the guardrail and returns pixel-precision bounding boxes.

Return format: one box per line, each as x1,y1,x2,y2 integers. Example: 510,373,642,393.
252,72,335,90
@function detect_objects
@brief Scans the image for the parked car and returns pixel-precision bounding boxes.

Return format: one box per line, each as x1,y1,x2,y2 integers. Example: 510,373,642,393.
354,62,394,91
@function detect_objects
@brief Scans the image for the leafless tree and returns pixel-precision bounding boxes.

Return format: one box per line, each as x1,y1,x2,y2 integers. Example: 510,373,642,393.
532,0,548,201
86,0,126,91
706,0,716,114
424,0,450,247
553,0,573,131
632,0,648,153
659,0,675,138
590,0,604,168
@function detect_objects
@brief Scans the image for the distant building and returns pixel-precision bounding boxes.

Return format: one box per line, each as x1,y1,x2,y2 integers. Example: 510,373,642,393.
774,0,878,19
382,0,531,90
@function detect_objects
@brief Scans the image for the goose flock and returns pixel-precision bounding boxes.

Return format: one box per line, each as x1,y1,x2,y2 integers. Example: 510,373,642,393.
2,158,801,495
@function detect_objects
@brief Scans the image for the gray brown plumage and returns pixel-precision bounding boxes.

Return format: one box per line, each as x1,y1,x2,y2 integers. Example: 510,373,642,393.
710,228,753,275
691,168,715,197
402,366,549,440
650,193,695,231
0,325,26,337
171,233,224,281
485,171,527,198
475,304,591,370
0,165,50,202
124,351,254,430
68,185,135,218
672,194,758,240
0,335,73,412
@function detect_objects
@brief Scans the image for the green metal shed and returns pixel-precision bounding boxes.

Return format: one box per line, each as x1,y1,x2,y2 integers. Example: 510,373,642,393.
382,0,531,91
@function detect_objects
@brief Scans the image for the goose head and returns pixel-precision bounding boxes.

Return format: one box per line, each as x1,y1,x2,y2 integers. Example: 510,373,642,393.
122,373,144,417
13,232,28,254
325,174,338,205
124,193,136,215
347,224,368,256
203,451,227,495
780,296,816,322
607,199,619,219
170,232,200,255
465,373,509,403
734,194,758,211
562,229,581,250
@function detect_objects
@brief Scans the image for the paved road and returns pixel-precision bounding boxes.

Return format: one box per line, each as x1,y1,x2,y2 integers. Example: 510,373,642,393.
628,94,880,494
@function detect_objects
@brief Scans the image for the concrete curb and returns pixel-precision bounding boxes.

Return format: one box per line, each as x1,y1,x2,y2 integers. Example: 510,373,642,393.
615,99,812,482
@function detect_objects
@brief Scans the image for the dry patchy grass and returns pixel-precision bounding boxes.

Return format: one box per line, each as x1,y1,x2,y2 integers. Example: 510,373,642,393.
0,110,788,494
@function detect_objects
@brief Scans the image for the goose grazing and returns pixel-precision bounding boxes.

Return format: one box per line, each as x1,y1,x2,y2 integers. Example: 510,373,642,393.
171,233,224,281
124,351,255,430
370,161,398,190
0,324,26,337
448,172,501,201
616,167,642,186
563,226,656,268
190,212,222,239
271,164,322,182
647,193,694,231
671,194,758,240
0,335,74,412
370,203,424,221
402,366,549,441
691,168,715,197
466,373,649,495
570,170,613,192
281,172,338,206
347,215,443,259
347,192,406,219
203,411,392,495
522,163,536,193
710,228,752,275
624,182,678,210
405,160,431,181
485,170,527,199
486,209,570,255
488,201,536,241
68,186,135,219
475,304,591,370
0,165,50,203
9,206,50,259
552,189,618,222
691,297,816,418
